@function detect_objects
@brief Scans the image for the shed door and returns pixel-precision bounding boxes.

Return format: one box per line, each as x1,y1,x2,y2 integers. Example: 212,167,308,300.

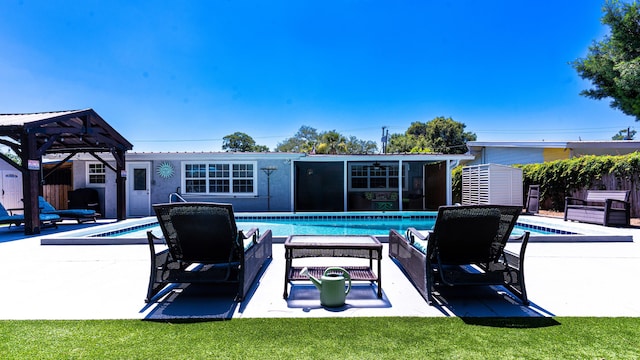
1,170,23,211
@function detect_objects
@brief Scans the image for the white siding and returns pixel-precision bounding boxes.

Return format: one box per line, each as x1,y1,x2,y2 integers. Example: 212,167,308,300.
469,147,546,166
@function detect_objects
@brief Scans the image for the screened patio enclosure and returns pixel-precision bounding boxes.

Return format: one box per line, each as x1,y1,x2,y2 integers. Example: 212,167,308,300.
294,158,450,212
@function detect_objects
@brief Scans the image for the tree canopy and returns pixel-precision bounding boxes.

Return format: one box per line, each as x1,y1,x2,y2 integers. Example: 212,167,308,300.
222,132,269,152
572,0,640,120
387,117,476,154
612,127,637,139
275,126,378,154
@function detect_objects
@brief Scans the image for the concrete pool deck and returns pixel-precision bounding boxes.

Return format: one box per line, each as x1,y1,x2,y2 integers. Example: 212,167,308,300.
0,215,639,320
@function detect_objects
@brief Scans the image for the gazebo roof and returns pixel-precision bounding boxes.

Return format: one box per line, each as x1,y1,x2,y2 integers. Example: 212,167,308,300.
0,108,133,154
0,108,132,234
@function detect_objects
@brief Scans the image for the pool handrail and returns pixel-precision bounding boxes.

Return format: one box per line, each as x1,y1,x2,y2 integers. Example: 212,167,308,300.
168,192,187,203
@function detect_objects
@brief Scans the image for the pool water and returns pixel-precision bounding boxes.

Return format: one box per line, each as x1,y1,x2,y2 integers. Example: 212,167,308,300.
111,217,562,238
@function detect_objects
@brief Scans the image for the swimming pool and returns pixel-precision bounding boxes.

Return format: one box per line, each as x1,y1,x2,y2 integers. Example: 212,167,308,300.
90,212,575,239
42,211,635,245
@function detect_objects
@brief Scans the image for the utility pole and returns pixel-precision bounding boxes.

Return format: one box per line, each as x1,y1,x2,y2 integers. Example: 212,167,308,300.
381,126,389,154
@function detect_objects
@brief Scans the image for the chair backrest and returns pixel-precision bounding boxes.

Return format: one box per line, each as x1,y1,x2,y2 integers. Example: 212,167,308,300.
38,196,57,213
430,205,521,265
585,190,629,203
525,185,540,214
493,205,523,257
0,202,10,217
152,202,240,263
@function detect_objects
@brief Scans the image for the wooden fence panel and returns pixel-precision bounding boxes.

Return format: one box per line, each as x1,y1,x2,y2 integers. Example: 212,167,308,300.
43,185,72,210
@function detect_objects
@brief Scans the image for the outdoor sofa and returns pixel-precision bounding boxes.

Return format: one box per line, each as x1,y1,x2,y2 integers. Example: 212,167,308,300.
564,190,630,227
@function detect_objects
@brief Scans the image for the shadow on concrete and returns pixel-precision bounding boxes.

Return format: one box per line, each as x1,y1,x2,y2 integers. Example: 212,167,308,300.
0,220,110,243
460,316,561,328
430,285,555,318
142,283,240,322
286,283,390,313
141,259,273,322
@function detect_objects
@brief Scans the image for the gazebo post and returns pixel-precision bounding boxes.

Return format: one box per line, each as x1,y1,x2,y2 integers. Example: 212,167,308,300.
21,132,41,235
114,149,127,221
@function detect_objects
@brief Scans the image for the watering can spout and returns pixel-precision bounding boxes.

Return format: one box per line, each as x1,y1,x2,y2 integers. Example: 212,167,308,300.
300,267,322,290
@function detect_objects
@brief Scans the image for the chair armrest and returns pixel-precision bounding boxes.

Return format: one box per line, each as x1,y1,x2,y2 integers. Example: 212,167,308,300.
504,231,530,264
405,227,428,244
564,197,586,206
7,207,24,215
240,227,259,244
606,198,630,208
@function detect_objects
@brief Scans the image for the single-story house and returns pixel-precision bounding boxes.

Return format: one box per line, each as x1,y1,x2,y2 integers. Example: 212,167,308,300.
465,140,640,166
39,152,473,218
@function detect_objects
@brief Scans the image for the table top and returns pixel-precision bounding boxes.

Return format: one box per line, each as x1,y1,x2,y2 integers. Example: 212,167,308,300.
284,235,381,248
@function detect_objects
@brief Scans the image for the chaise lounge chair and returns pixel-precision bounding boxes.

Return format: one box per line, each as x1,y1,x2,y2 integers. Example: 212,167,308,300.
145,202,273,303
389,205,529,305
38,196,97,223
0,202,60,229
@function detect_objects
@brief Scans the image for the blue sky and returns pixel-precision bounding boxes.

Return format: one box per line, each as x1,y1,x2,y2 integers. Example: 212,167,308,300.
0,0,636,152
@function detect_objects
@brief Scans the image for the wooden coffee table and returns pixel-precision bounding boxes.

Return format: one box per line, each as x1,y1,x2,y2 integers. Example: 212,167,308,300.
283,235,383,299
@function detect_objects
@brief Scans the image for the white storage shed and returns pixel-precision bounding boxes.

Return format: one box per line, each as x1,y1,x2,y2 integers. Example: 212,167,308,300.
461,164,523,206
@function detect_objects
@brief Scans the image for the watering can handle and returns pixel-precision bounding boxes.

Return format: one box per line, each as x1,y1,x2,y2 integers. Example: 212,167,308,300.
324,267,351,295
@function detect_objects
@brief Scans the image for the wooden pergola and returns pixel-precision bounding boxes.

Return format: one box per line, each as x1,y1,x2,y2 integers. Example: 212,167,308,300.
0,109,133,234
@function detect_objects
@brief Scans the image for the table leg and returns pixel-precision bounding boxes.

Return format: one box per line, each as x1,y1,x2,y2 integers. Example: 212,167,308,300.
377,252,382,298
283,255,291,299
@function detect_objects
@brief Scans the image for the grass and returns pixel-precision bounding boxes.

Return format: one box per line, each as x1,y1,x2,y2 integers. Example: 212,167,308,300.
1,317,639,359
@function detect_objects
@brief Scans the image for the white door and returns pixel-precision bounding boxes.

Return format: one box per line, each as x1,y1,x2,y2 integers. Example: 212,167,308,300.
1,170,23,211
126,162,151,217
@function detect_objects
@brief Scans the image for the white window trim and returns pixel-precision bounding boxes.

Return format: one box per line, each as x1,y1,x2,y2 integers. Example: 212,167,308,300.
86,162,107,187
181,160,258,196
348,163,408,192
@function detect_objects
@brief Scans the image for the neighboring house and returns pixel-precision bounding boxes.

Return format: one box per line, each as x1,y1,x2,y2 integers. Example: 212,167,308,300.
465,140,640,166
41,152,473,218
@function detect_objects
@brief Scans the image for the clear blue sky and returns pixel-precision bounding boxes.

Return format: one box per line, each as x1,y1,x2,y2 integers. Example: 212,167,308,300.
0,0,636,152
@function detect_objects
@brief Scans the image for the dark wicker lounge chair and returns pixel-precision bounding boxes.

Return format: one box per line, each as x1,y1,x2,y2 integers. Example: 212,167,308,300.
389,205,529,305
0,202,60,229
145,202,272,303
39,196,97,223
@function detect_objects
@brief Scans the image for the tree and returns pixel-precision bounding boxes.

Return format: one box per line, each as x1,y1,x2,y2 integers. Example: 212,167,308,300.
572,0,640,120
424,116,476,154
386,117,476,154
275,125,378,154
275,125,319,152
344,136,378,154
221,132,269,152
316,130,346,154
612,127,637,139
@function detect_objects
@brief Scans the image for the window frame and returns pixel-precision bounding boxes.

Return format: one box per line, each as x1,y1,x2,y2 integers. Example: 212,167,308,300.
86,162,107,187
348,163,408,191
181,161,258,196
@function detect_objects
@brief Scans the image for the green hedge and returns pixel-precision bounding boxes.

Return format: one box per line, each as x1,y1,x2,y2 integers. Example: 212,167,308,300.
452,152,640,211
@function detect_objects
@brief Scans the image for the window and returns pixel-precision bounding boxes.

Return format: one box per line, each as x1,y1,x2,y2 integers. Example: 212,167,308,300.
349,163,406,191
87,163,106,185
183,161,256,195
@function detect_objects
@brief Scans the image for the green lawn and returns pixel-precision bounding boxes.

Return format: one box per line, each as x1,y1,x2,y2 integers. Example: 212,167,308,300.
1,317,638,359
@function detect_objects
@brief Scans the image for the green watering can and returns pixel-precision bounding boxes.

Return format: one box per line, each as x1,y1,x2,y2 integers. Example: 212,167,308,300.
300,267,352,307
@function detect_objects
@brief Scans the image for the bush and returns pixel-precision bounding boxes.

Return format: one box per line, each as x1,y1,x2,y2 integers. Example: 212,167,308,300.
453,152,640,213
